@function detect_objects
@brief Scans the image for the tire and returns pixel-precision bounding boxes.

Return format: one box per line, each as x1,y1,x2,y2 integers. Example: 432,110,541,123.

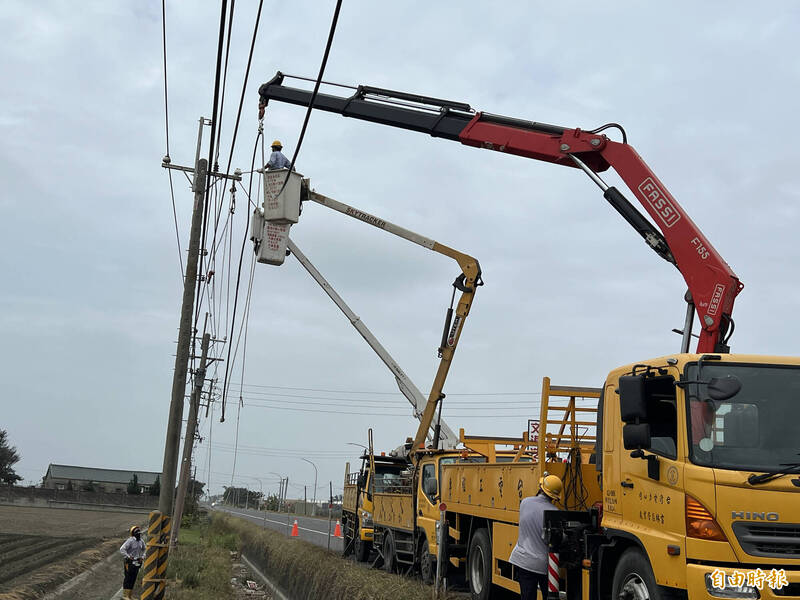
468,529,492,600
342,516,354,557
612,549,660,600
418,535,436,585
355,529,371,563
383,530,397,574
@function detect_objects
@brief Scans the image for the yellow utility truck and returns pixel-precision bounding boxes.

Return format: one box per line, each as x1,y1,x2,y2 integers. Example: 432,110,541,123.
372,369,800,600
259,76,800,599
342,444,410,563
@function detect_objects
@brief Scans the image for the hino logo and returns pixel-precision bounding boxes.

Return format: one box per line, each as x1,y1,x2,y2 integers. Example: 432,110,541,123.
731,511,779,521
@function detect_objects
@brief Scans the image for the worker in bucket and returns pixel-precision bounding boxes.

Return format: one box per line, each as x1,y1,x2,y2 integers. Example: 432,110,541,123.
266,140,292,170
509,474,563,600
119,525,146,599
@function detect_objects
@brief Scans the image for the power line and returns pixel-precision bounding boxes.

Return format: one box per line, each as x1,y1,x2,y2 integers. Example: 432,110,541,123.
278,0,343,197
194,0,230,341
221,131,262,420
240,403,542,418
160,0,171,156
160,0,183,279
229,382,550,396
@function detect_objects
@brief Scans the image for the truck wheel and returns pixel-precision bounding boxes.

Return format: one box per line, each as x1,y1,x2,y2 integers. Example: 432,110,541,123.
612,549,659,600
383,531,397,573
342,517,354,557
418,535,436,585
468,529,491,600
355,530,371,562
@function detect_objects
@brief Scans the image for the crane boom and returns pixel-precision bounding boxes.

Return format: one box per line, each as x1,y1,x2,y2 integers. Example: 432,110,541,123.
286,239,458,449
259,72,743,353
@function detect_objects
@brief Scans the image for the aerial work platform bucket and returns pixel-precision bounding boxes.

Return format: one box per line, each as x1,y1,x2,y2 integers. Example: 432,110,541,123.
263,168,302,224
251,209,291,266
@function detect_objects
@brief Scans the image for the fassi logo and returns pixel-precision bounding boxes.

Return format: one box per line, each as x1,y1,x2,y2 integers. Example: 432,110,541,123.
638,177,681,228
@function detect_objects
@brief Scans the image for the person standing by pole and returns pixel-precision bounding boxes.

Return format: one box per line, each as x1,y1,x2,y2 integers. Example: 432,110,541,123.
509,475,563,600
120,525,146,599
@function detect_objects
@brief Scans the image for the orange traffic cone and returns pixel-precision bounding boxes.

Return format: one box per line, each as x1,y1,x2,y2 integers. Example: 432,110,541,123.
334,520,342,538
291,519,299,537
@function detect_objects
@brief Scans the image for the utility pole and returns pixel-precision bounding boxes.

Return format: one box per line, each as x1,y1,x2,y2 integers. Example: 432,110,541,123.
159,156,207,518
170,331,210,548
144,118,241,600
156,118,240,517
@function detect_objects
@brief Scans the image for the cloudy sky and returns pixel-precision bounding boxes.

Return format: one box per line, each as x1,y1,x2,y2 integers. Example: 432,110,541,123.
2,2,799,498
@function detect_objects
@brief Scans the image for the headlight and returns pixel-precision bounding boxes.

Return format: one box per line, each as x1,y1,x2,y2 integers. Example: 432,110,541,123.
705,573,760,599
360,510,373,527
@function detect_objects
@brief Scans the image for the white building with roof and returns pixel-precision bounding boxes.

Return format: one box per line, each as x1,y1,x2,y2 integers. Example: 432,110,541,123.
42,464,161,493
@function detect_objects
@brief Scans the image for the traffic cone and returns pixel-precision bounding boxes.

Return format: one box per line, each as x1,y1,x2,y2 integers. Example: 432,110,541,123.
334,520,342,538
291,519,299,537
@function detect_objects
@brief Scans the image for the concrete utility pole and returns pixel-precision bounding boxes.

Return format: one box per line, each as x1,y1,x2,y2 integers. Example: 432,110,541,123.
170,331,210,548
159,157,208,517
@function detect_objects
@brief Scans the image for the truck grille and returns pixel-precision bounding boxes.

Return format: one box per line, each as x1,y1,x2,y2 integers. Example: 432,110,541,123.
733,522,800,559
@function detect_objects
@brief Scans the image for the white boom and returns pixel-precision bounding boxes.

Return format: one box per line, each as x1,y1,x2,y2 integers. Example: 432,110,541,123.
287,239,458,449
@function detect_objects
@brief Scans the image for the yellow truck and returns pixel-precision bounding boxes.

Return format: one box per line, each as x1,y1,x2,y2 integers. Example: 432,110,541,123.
372,367,800,600
342,448,410,563
260,75,800,598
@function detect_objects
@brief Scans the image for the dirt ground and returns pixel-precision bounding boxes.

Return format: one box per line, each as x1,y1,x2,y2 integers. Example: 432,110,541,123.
0,506,149,599
0,505,148,538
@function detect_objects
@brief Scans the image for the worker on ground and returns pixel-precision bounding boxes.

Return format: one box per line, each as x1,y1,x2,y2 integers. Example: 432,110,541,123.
119,525,146,599
509,474,563,600
266,140,292,170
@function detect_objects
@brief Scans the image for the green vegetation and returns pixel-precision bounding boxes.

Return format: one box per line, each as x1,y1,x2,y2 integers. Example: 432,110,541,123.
0,430,22,485
165,518,238,600
215,514,456,600
127,474,140,495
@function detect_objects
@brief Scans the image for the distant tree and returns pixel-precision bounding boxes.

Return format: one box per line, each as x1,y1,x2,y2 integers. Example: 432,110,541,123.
185,478,206,515
127,474,141,495
0,430,23,485
149,476,160,496
66,480,74,491
82,480,96,492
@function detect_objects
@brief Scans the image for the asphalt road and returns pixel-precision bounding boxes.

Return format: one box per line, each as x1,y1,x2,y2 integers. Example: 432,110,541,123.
214,506,344,553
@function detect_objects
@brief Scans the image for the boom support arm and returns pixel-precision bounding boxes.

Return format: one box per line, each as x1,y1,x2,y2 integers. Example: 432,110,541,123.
259,72,742,353
304,190,481,458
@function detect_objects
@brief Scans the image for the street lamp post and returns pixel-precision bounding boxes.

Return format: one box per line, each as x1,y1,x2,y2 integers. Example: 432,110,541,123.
300,458,318,512
268,471,286,512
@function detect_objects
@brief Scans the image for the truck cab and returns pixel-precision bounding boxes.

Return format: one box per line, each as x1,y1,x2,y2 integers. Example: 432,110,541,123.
598,353,800,600
342,453,408,562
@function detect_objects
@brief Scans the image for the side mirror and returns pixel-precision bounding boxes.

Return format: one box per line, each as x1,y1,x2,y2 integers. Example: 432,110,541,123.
623,423,651,450
619,375,648,423
707,375,742,401
423,478,438,497
357,473,367,488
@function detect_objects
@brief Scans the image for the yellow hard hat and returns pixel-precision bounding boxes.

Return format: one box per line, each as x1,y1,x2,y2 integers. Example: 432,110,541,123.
539,475,563,503
129,525,141,536
271,140,282,148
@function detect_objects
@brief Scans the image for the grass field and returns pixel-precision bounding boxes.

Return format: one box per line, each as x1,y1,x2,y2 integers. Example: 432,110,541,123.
0,505,148,599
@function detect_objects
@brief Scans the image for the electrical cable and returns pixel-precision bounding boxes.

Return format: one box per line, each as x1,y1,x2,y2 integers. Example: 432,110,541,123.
214,0,236,168
160,0,171,157
167,171,184,278
221,130,262,421
160,0,183,279
276,0,343,198
194,0,230,337
206,0,264,293
229,382,546,396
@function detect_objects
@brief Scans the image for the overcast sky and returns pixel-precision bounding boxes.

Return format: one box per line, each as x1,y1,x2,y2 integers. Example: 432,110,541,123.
2,2,799,498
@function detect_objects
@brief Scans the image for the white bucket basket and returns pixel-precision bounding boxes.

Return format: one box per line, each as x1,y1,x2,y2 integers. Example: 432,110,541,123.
257,222,292,266
263,169,302,224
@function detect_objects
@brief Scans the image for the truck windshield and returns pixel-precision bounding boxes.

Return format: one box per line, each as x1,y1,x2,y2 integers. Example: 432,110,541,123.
685,363,800,472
